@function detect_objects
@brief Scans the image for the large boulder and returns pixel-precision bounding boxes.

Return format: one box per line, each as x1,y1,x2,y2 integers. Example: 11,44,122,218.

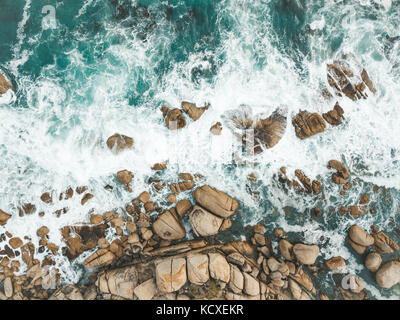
208,252,230,283
96,266,138,299
192,185,239,218
325,256,346,271
0,209,11,226
189,205,223,237
187,254,210,285
0,72,13,96
365,252,382,272
84,249,115,269
155,258,187,293
376,261,400,289
229,264,244,294
134,279,157,300
292,111,326,139
106,133,134,153
181,101,209,121
293,244,319,265
161,106,186,130
348,225,374,247
152,210,186,241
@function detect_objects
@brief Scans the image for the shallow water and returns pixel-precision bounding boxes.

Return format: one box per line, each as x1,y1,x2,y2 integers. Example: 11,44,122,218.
1,0,400,298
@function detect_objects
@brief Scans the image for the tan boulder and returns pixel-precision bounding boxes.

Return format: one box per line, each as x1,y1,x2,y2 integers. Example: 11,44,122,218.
152,210,186,241
0,209,11,226
181,101,209,121
208,252,230,283
189,205,223,237
376,261,400,288
106,133,134,153
292,111,326,139
155,258,187,293
192,185,239,218
348,225,374,247
325,256,346,270
210,122,222,135
175,200,192,218
347,237,367,254
96,266,138,299
117,170,133,185
161,106,186,130
9,237,23,249
243,273,259,296
373,231,399,254
322,102,344,126
4,277,13,298
187,254,210,285
293,244,319,265
229,264,244,294
365,252,382,272
0,72,13,96
327,160,349,179
134,279,157,300
279,239,294,261
84,249,115,269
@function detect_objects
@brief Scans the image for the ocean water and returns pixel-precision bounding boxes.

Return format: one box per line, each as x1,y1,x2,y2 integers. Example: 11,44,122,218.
0,0,400,299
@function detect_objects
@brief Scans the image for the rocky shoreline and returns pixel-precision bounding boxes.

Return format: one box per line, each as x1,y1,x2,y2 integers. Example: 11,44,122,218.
1,54,399,300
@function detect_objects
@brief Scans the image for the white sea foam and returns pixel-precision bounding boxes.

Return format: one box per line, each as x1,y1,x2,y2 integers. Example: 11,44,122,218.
0,0,399,296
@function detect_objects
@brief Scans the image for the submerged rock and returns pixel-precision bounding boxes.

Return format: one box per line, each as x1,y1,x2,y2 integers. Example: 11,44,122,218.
327,53,376,100
376,261,400,289
224,106,287,153
210,122,222,135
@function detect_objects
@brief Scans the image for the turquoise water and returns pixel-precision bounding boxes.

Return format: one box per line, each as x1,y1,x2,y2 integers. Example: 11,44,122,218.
1,0,400,299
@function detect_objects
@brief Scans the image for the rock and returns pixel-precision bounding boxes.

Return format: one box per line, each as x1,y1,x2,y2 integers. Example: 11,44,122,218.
0,72,13,96
348,225,374,247
210,122,222,135
192,185,239,218
359,193,370,205
40,192,52,204
9,237,23,249
253,108,287,153
229,264,244,294
152,210,186,241
144,201,155,212
208,253,230,283
81,193,94,205
327,160,349,179
181,101,209,121
327,54,376,100
373,231,399,254
175,200,192,218
155,258,187,293
138,191,150,203
279,239,294,261
18,203,36,216
219,219,232,231
161,106,186,130
293,244,319,265
243,273,259,296
49,285,83,300
96,266,138,299
253,224,266,234
365,252,382,272
189,205,223,237
37,226,49,238
289,278,302,300
134,279,157,300
90,214,103,225
322,102,344,126
325,256,346,270
332,173,347,185
295,170,312,193
376,261,400,288
106,133,134,153
347,237,367,254
0,209,11,226
151,161,167,171
226,252,245,267
166,194,176,203
4,277,13,298
292,110,326,139
84,249,115,269
117,170,133,185
187,254,210,285
312,180,321,194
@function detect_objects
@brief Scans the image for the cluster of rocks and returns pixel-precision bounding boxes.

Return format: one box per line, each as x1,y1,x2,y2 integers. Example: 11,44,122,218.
292,103,344,140
347,224,400,289
326,53,376,101
161,101,209,130
276,167,321,195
